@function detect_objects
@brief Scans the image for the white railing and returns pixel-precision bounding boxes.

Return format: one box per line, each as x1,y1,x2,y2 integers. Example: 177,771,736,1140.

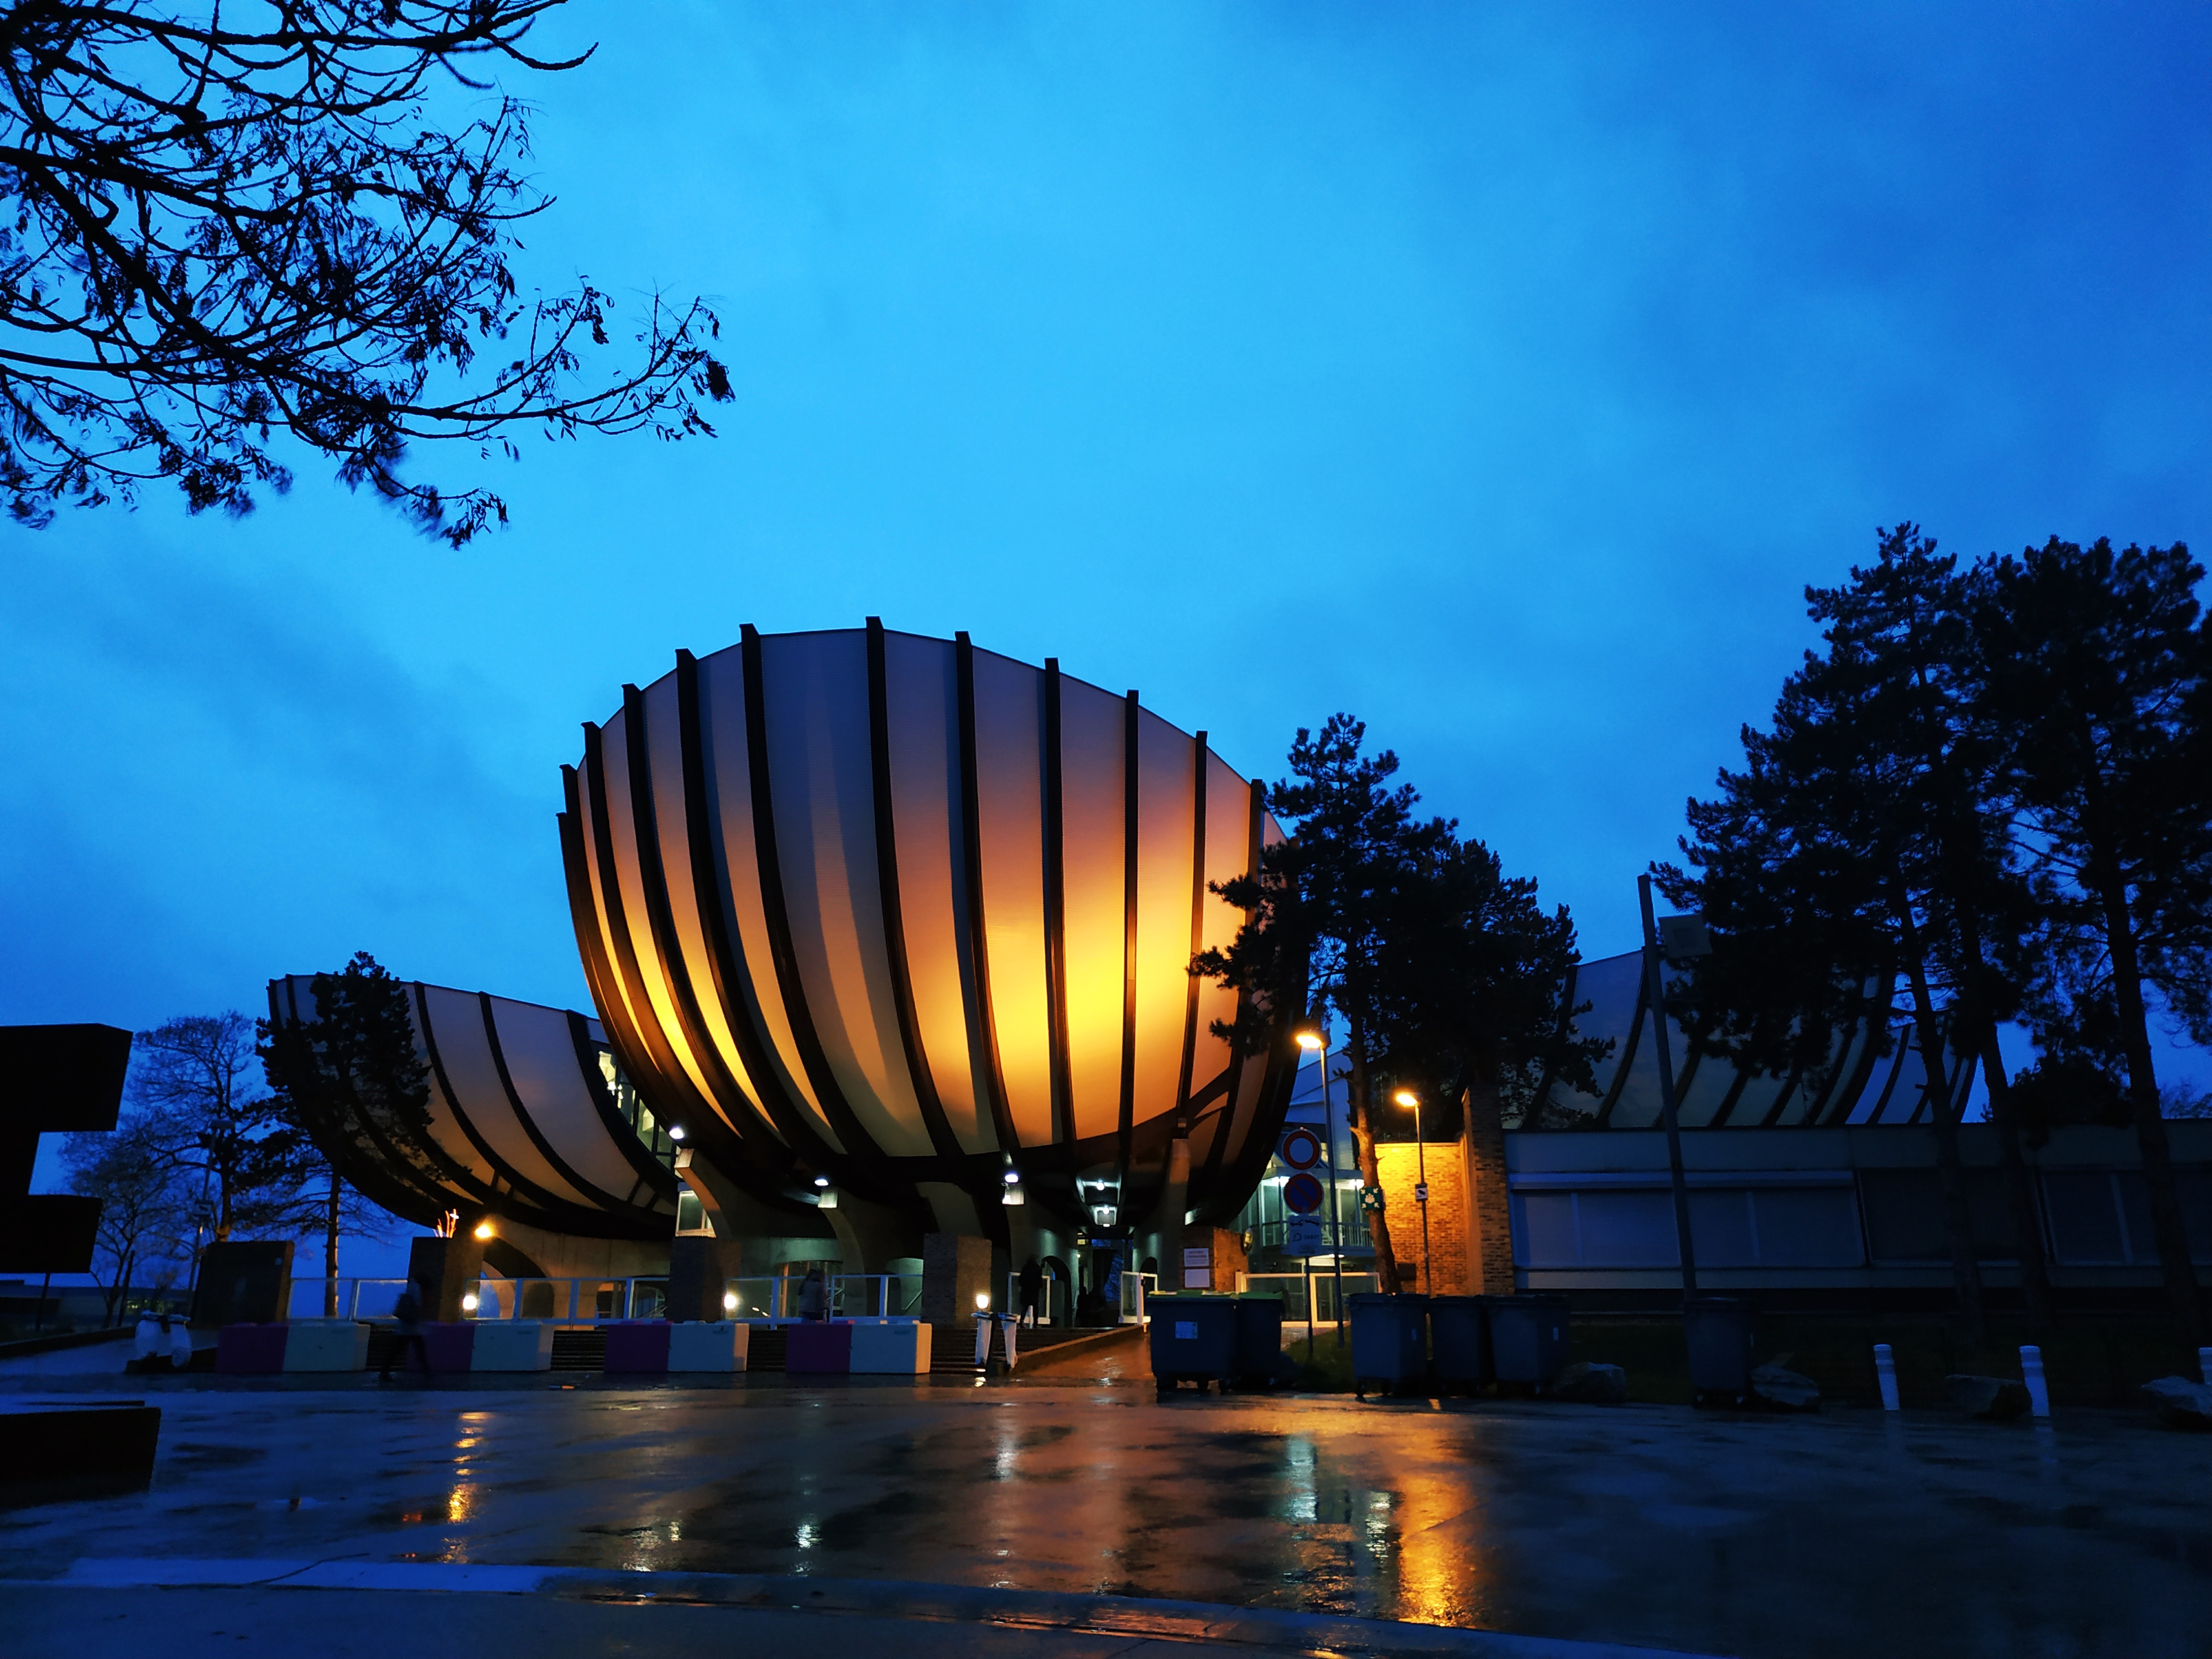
1235,1269,1379,1326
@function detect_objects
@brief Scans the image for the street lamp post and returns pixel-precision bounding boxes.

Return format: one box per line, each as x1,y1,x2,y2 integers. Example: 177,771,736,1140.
1394,1089,1433,1295
1297,1025,1349,1345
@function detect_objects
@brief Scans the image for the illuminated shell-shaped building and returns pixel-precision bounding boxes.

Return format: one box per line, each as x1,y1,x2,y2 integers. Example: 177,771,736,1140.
264,975,680,1271
559,623,1299,1263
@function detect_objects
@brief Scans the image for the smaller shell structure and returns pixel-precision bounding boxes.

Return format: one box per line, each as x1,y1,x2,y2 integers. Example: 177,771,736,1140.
266,975,679,1247
558,622,1301,1249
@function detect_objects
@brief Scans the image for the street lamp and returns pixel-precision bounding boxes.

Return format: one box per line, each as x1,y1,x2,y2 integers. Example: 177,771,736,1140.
1295,1025,1347,1345
1394,1089,1433,1296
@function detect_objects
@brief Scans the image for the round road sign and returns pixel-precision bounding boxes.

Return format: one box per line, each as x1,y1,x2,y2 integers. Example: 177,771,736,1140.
1283,1171,1325,1214
1279,1128,1323,1171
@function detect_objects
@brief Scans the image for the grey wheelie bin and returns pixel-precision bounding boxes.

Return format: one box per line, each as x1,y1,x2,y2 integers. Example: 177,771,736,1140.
1427,1295,1489,1395
1349,1293,1428,1399
1484,1293,1572,1391
1684,1296,1755,1408
1150,1296,1238,1396
1230,1295,1285,1390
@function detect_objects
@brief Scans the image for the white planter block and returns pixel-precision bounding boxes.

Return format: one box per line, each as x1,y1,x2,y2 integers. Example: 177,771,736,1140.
470,1321,554,1371
849,1319,931,1374
281,1319,370,1372
667,1321,748,1373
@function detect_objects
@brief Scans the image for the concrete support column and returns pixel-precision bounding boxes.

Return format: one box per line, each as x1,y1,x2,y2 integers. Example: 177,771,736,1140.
667,1235,740,1322
408,1235,484,1323
920,1232,992,1323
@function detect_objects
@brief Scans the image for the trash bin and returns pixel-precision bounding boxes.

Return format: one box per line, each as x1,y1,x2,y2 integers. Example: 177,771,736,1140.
1683,1296,1754,1406
1349,1293,1428,1399
1428,1296,1489,1394
1485,1294,1571,1390
1232,1296,1285,1389
1150,1296,1238,1396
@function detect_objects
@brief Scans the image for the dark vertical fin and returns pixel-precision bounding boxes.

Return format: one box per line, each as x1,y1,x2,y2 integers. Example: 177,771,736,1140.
867,618,966,1166
1041,658,1076,1149
956,631,1020,1154
672,648,832,1172
739,623,893,1177
1172,731,1209,1123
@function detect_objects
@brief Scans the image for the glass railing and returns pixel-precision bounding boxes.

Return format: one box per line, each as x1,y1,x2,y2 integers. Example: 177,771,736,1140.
284,1272,932,1323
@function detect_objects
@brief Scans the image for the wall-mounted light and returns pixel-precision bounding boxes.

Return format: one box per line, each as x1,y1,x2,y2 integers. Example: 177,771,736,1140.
974,1291,990,1311
1001,1168,1020,1185
812,1175,830,1188
472,1221,494,1241
460,1291,480,1313
723,1290,739,1313
668,1125,685,1141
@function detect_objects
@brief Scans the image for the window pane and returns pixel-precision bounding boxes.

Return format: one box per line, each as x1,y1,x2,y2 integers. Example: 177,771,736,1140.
1576,1190,1679,1266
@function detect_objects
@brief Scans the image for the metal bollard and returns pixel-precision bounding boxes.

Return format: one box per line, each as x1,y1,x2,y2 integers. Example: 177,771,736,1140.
1874,1343,1900,1411
2199,1347,2211,1386
2020,1344,2051,1417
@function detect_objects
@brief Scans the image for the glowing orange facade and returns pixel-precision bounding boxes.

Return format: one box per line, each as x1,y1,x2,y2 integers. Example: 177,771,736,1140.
559,623,1300,1251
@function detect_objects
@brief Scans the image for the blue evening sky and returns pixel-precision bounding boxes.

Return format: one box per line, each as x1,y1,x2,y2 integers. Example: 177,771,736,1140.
8,2,2211,1230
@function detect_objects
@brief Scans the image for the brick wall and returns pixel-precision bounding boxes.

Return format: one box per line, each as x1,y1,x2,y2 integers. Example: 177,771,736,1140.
1374,1107,1516,1296
1375,1142,1472,1295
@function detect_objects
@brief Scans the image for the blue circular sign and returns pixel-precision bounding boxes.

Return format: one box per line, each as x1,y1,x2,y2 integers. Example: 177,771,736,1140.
1283,1171,1324,1214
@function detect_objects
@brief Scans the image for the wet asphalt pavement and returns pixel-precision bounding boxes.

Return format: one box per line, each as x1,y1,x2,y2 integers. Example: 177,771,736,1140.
4,1347,2209,1659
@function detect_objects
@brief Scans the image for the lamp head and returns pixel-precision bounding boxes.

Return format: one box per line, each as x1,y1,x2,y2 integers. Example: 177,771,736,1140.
1394,1089,1418,1108
812,1175,831,1189
1295,1031,1323,1051
472,1220,494,1241
667,1125,685,1141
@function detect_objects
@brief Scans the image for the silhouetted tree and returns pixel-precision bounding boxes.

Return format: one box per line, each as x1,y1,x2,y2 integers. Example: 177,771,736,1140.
63,1110,190,1324
0,2,729,545
1661,526,2052,1340
1197,715,1597,1292
258,951,435,1290
132,1011,314,1255
1971,536,2212,1338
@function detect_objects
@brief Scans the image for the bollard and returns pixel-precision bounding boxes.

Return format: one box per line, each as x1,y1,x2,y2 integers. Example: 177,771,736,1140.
2019,1345,2051,1417
1874,1343,1900,1411
2199,1347,2211,1387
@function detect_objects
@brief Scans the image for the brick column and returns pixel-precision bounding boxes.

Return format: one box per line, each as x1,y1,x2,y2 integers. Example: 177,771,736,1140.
1462,1084,1516,1294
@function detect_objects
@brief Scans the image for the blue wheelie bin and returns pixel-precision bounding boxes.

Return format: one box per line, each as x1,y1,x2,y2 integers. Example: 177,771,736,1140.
1150,1296,1238,1397
1349,1293,1428,1399
1484,1293,1572,1391
1230,1295,1285,1390
1427,1295,1489,1395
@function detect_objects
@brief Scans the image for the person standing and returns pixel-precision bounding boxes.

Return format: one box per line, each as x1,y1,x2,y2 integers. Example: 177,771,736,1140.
1018,1256,1045,1329
380,1279,432,1381
797,1266,828,1322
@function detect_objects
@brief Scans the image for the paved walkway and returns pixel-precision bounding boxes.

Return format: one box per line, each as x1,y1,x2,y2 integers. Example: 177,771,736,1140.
4,1361,2209,1657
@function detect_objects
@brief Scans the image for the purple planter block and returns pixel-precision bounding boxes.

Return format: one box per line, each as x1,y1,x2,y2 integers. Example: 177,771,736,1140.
786,1321,853,1375
604,1321,672,1374
214,1323,288,1374
422,1322,476,1373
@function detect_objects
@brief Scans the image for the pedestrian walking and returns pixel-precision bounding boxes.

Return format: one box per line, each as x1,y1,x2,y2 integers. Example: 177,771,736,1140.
380,1279,432,1381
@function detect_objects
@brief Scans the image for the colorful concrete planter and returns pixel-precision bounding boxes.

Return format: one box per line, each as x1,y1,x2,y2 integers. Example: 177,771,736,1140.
281,1319,369,1372
213,1323,288,1374
848,1319,931,1375
667,1321,748,1373
470,1321,554,1371
604,1320,673,1374
785,1321,853,1374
